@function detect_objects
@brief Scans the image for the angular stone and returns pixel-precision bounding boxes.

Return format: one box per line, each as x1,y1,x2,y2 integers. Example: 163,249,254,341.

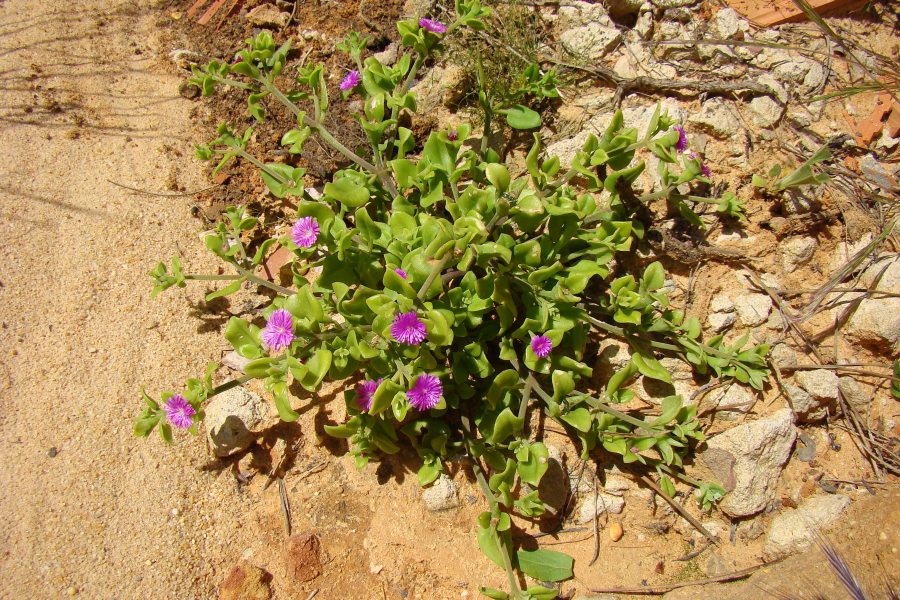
219,563,272,600
714,384,755,416
245,4,290,28
782,236,817,273
701,408,796,517
733,294,772,327
560,23,622,61
750,96,784,129
577,492,625,524
764,494,851,560
847,297,900,353
284,532,321,583
205,387,270,457
689,98,739,138
785,383,834,423
712,8,741,39
422,475,459,511
795,369,839,401
707,311,736,333
710,294,735,313
838,376,870,409
770,344,797,369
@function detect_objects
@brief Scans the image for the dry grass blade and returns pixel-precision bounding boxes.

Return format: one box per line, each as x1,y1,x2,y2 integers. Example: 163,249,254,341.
639,475,718,545
590,560,780,595
817,536,869,600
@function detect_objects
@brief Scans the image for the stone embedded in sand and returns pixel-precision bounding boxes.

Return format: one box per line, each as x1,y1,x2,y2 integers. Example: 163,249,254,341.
219,563,272,600
733,293,772,327
689,98,739,138
205,386,270,458
782,236,818,273
707,311,736,333
795,369,839,402
785,383,835,423
764,494,851,560
701,408,796,517
577,492,625,524
422,474,460,511
713,384,756,419
560,23,622,61
245,4,290,28
838,376,870,409
750,96,784,129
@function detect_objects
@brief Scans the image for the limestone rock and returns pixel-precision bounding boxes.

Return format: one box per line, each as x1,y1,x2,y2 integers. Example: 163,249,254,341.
770,344,797,369
422,475,459,511
219,563,272,600
846,297,900,353
560,23,622,61
750,96,783,129
828,233,873,275
733,294,772,327
707,311,736,333
714,384,755,417
795,369,839,401
838,376,870,409
764,494,851,560
785,383,833,423
701,408,797,517
710,295,735,313
205,387,270,457
577,492,625,524
689,98,739,138
782,236,817,273
711,8,741,39
245,4,290,28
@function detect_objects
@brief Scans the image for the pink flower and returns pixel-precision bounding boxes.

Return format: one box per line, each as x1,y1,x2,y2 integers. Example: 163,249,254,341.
394,268,408,279
418,18,447,34
292,216,319,248
407,374,442,410
339,70,361,92
165,394,195,429
262,309,295,353
447,129,458,141
390,312,427,345
531,335,552,358
673,125,687,153
356,379,382,412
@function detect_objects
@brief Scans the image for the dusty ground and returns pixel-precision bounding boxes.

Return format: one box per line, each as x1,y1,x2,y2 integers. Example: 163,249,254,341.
0,1,898,599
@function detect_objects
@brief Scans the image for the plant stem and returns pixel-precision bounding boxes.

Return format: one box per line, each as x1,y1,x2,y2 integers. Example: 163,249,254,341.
416,255,449,301
185,274,242,281
210,375,253,397
234,265,295,296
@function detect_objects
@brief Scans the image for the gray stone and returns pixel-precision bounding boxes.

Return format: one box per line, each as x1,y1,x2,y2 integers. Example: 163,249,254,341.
577,492,625,524
245,4,290,28
710,294,735,313
714,384,755,416
795,369,839,401
372,42,399,66
205,387,270,457
750,96,784,129
689,98,739,138
560,23,622,60
860,255,900,292
764,494,851,560
222,350,251,373
859,155,898,191
547,130,591,169
839,376,870,409
603,474,631,496
707,311,736,333
557,0,610,29
702,552,731,577
782,236,818,273
734,294,773,327
422,475,459,511
770,344,797,369
758,74,788,104
701,408,797,517
785,383,833,423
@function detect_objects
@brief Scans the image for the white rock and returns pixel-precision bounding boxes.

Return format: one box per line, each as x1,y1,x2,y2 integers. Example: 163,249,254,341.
760,273,784,294
422,475,459,511
734,294,773,327
577,493,625,524
847,297,900,353
785,383,833,423
750,96,784,129
708,312,736,333
222,350,251,373
859,255,900,292
557,0,610,29
701,408,797,517
770,344,797,368
712,8,741,39
373,42,399,66
782,236,818,273
710,295,735,313
205,387,270,457
689,98,739,138
758,74,788,104
692,519,728,543
764,495,851,560
560,23,622,60
800,62,827,95
547,130,591,169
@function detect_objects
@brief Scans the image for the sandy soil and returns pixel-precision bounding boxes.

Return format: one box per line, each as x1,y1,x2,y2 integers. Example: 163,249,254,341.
0,1,252,597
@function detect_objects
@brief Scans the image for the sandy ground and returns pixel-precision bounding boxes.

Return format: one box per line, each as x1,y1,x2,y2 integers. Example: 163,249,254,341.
0,1,251,597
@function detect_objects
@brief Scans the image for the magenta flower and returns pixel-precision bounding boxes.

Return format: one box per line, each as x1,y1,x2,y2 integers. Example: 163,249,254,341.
339,69,361,92
390,311,427,345
447,129,458,141
165,394,196,429
356,378,382,412
291,216,319,248
531,335,553,358
394,267,408,279
262,308,295,352
407,374,442,411
689,151,711,177
419,18,447,34
673,125,687,153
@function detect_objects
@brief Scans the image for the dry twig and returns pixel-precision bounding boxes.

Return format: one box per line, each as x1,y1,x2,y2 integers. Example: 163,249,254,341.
590,560,781,595
638,475,718,545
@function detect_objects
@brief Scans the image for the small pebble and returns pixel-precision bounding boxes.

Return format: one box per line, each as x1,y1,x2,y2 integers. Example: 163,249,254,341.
67,587,77,596
609,522,624,542
48,447,58,458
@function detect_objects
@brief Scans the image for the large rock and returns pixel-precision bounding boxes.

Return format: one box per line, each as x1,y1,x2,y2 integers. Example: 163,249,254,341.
422,474,459,511
764,494,851,560
701,408,796,517
205,386,270,457
219,563,272,600
733,293,772,327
